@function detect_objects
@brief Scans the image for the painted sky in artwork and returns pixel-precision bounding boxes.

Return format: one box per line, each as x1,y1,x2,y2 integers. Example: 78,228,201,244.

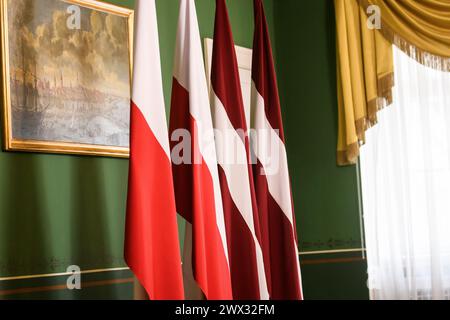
8,0,131,98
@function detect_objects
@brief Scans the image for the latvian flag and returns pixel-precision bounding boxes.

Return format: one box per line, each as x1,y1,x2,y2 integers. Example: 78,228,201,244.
211,0,269,300
251,0,303,300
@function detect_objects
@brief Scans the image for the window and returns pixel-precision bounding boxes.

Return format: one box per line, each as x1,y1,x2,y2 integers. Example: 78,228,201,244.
360,47,450,300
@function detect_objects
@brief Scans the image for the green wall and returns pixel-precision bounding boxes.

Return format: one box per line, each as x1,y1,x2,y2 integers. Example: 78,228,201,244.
273,0,368,299
0,0,368,300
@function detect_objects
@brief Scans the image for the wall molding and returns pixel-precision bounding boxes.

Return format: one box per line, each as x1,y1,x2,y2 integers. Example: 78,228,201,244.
0,267,130,282
301,257,365,265
0,277,134,297
0,248,367,282
299,248,366,256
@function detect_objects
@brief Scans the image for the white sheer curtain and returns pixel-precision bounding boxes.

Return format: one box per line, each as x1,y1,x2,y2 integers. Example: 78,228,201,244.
360,46,450,300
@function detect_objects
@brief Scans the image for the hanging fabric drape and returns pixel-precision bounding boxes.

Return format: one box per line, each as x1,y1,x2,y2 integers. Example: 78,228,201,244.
360,0,450,71
335,0,394,165
335,0,450,166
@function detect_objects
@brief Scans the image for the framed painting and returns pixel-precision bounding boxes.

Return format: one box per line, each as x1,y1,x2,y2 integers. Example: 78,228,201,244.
1,0,134,158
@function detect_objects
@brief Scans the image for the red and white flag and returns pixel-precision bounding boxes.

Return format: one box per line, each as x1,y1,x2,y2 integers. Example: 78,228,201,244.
124,0,184,300
211,0,269,300
169,0,233,300
251,0,303,300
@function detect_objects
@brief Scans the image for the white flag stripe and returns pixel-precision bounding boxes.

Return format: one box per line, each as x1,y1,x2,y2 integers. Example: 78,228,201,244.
132,0,170,157
213,92,270,300
173,0,229,265
251,82,294,225
213,93,257,233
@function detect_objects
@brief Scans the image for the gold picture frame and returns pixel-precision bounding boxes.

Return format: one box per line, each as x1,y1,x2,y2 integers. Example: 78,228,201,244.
1,0,134,158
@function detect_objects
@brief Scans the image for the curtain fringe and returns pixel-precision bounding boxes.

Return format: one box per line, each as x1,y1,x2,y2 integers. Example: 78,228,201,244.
339,73,394,166
391,35,450,73
337,142,359,166
358,0,450,72
356,73,394,144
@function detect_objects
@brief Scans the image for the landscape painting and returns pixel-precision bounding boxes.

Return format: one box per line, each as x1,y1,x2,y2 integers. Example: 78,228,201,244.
1,0,134,157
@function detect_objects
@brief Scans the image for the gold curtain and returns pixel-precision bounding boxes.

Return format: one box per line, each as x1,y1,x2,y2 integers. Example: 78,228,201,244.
335,0,450,166
335,0,394,165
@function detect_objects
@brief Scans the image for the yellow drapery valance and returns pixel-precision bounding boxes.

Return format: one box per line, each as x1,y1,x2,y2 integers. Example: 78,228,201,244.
335,0,450,165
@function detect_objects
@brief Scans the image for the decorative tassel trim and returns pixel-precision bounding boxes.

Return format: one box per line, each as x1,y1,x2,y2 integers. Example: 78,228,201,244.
358,0,450,72
340,72,394,166
391,35,450,72
356,72,394,144
337,142,360,166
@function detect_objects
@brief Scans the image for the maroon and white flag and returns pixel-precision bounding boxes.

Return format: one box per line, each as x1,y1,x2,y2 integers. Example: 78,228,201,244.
251,0,303,300
211,0,269,300
169,0,233,300
124,0,184,300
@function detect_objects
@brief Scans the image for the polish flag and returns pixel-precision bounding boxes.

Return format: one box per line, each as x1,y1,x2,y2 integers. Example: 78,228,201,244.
124,0,184,300
211,0,269,300
251,0,303,300
169,0,233,300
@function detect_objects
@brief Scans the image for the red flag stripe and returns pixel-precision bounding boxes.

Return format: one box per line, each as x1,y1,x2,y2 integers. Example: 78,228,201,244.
217,164,262,299
251,0,285,142
212,0,269,300
251,0,303,300
125,102,184,300
254,161,303,298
